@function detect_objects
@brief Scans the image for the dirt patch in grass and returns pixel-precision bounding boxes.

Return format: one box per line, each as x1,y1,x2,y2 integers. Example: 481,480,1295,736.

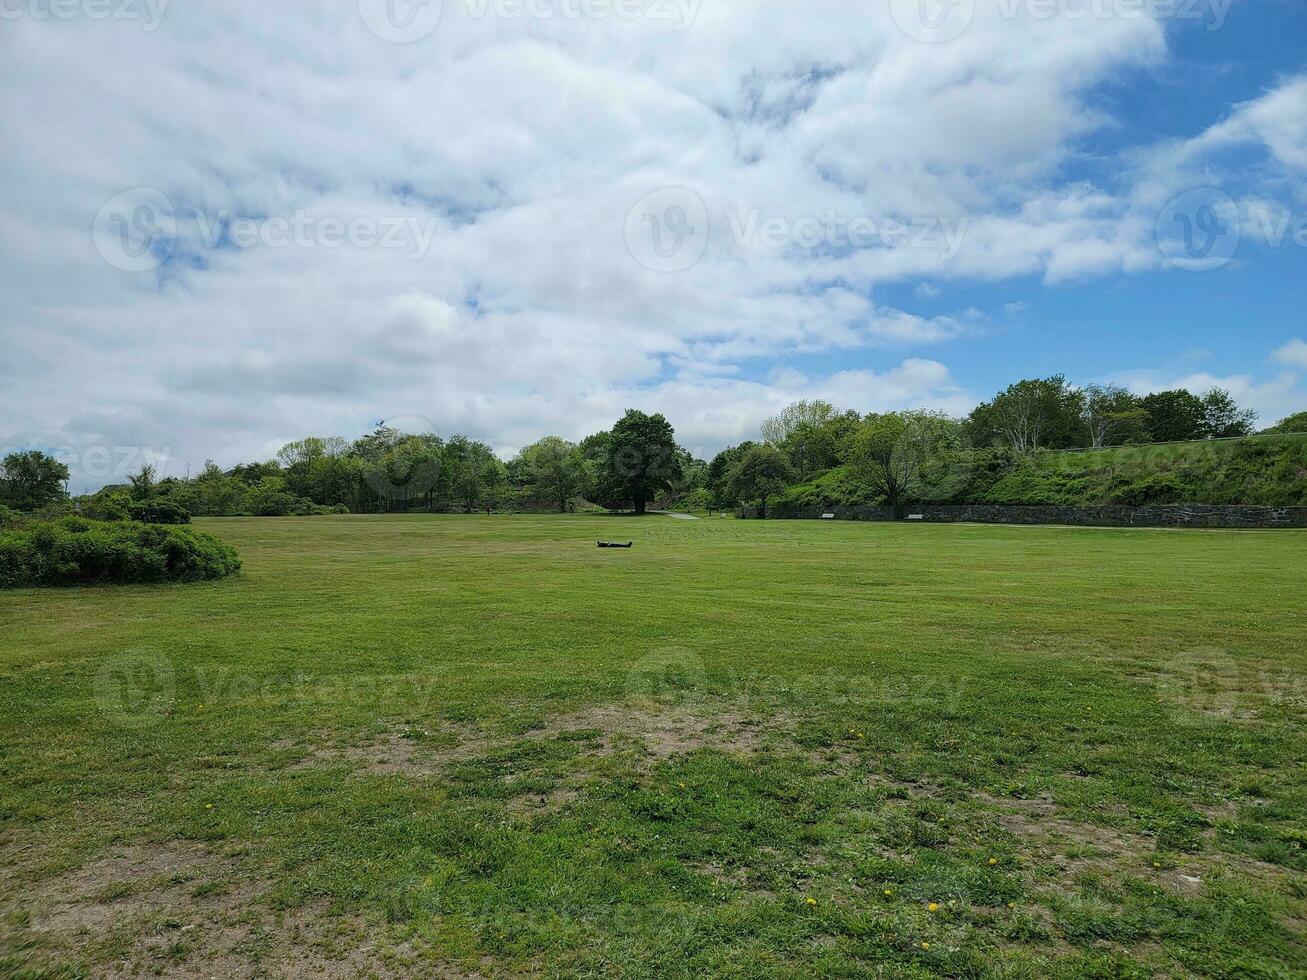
280,700,788,779
978,794,1299,906
6,841,480,978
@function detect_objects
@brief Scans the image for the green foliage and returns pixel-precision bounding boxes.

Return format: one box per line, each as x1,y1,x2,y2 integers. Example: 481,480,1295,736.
130,499,192,524
723,444,794,517
1263,411,1307,434
1141,389,1206,442
778,434,1307,508
967,375,1084,450
511,437,591,512
849,411,963,516
597,409,683,514
0,451,69,511
0,517,240,588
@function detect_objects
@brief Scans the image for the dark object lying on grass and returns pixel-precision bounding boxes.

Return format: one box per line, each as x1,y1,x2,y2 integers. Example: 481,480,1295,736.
597,541,634,549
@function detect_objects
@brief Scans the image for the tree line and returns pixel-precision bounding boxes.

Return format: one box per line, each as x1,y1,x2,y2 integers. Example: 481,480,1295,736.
2,379,1302,522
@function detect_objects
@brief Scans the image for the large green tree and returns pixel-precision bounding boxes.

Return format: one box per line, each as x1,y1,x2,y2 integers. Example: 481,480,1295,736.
0,451,70,511
725,444,794,519
1200,387,1257,438
968,376,1083,451
1141,390,1206,443
514,437,590,512
1080,384,1148,448
599,410,682,514
850,412,961,518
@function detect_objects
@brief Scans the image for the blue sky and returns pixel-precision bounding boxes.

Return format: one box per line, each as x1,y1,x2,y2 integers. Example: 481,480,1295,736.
1,0,1305,489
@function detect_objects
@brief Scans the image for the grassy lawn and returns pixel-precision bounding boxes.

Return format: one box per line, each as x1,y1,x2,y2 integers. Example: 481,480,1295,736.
2,515,1304,978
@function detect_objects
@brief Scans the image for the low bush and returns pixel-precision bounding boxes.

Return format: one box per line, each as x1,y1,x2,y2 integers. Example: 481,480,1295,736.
0,517,241,589
130,499,192,524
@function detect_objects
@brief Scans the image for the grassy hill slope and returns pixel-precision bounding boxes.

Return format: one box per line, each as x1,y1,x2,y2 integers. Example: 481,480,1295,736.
776,432,1307,511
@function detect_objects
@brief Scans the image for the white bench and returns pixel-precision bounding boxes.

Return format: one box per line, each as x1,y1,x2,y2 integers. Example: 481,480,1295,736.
821,513,836,520
907,514,925,521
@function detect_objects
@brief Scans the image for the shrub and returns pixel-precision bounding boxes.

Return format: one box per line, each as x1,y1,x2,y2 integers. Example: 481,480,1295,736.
130,499,192,524
0,504,21,530
0,518,240,589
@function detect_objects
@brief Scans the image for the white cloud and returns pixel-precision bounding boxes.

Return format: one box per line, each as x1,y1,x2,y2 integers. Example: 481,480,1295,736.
0,5,1301,488
1273,338,1307,369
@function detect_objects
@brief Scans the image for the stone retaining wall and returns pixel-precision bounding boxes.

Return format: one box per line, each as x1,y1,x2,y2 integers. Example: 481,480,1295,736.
739,504,1307,528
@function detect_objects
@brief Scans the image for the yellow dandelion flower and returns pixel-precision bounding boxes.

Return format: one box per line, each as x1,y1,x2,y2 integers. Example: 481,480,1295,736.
988,857,998,865
927,902,939,912
883,889,893,896
921,942,930,950
805,897,817,906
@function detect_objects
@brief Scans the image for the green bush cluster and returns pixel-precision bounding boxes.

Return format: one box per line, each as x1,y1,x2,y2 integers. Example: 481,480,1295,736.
777,435,1307,509
0,517,241,589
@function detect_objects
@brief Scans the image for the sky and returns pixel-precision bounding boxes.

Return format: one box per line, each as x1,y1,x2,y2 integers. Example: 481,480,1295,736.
1,0,1305,491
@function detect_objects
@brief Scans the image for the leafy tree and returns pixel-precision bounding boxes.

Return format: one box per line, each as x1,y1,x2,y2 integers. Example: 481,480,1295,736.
481,456,508,512
126,464,157,501
968,376,1082,451
515,437,589,512
761,400,836,445
1080,384,1148,448
1141,390,1206,442
706,442,754,508
1200,387,1257,438
0,451,70,511
761,401,859,477
599,410,683,514
443,436,497,512
726,444,794,518
1262,411,1307,434
850,412,960,518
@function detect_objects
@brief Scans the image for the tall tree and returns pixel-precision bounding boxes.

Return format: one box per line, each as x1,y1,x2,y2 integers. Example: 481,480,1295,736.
968,376,1081,451
1200,387,1257,438
850,412,959,518
1080,384,1148,448
0,451,70,511
706,442,754,509
1141,390,1206,442
515,436,589,512
600,410,683,514
725,444,794,519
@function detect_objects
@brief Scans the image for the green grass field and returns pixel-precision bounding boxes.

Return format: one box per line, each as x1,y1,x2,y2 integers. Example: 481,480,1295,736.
2,516,1305,978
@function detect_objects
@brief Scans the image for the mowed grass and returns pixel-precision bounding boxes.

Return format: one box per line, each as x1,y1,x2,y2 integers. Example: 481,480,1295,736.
1,515,1304,978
